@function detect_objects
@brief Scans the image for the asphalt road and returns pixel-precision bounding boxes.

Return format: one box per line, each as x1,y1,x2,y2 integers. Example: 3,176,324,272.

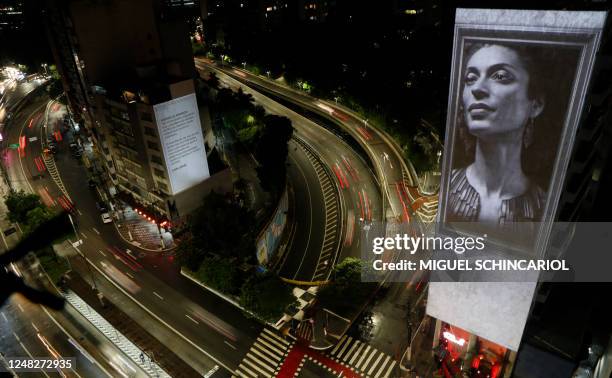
195,62,385,282
0,83,128,378
2,75,388,377
196,59,415,224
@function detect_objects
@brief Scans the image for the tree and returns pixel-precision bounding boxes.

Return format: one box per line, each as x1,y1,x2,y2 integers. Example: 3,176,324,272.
5,191,42,224
207,71,220,90
255,115,293,195
175,236,204,272
317,258,376,314
197,256,242,294
239,272,296,322
190,191,256,263
24,207,54,234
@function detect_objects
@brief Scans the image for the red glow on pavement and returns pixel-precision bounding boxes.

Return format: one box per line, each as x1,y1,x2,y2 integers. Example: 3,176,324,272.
34,156,46,172
108,246,143,271
276,343,362,378
28,118,33,128
54,130,62,141
357,190,365,221
38,188,54,207
394,182,410,222
331,109,350,122
332,165,346,189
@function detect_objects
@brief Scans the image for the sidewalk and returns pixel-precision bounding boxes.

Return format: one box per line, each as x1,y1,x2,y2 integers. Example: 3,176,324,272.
114,205,175,252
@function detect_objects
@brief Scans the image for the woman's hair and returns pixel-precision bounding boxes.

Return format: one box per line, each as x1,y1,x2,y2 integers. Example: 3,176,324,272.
454,41,580,190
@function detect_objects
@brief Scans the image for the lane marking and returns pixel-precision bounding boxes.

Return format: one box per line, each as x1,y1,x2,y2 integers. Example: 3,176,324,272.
80,231,88,239
31,322,40,332
98,250,106,257
0,312,7,321
125,271,134,279
92,227,100,235
288,153,313,279
72,244,234,372
17,337,51,378
185,314,199,324
41,306,113,377
17,304,24,312
153,291,163,300
77,209,83,216
224,341,237,350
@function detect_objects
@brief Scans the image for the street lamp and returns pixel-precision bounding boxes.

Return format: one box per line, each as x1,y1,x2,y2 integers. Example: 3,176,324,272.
242,62,247,69
266,70,271,78
363,118,369,129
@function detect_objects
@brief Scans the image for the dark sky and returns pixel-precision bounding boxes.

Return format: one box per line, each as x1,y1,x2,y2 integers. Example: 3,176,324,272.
0,1,52,70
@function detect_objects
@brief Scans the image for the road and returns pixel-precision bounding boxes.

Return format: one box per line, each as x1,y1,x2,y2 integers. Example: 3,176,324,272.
196,59,432,225
0,82,137,378
2,76,396,377
195,61,385,282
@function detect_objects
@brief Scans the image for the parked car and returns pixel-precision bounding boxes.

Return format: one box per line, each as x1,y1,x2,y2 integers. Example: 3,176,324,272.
101,212,112,224
96,201,108,212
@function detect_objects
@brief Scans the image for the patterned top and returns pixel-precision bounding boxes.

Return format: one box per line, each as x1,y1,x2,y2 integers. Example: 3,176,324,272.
447,168,546,224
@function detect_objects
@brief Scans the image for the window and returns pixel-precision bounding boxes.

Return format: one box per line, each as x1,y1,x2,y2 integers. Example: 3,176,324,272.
147,141,159,151
157,181,168,192
150,155,163,165
141,112,152,122
144,126,156,137
153,168,166,179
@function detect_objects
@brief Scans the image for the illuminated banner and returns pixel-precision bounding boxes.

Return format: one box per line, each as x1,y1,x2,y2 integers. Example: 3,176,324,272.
153,93,210,195
429,8,607,352
437,9,607,256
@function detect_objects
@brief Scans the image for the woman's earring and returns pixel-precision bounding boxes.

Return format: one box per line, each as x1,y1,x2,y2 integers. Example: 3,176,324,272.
523,118,535,148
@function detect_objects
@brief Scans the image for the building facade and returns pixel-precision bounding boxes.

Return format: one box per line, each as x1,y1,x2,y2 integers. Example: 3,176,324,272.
45,0,226,221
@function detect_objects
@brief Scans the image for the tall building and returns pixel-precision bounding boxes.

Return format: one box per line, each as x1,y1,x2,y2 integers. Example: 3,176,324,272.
45,0,227,221
0,0,24,32
419,10,612,378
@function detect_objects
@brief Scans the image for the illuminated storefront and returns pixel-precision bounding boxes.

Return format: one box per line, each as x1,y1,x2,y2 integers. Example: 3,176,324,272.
433,321,509,378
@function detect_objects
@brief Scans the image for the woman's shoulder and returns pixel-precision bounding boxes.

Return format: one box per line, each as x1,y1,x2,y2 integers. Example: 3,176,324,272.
512,181,547,221
447,167,479,220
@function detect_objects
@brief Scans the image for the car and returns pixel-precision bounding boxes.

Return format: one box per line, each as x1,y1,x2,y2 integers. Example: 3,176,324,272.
96,201,108,212
101,213,112,224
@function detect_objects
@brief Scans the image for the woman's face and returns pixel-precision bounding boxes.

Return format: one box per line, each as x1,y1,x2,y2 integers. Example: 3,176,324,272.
462,45,537,138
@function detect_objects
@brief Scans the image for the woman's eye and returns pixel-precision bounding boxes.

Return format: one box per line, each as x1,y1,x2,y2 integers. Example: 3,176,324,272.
464,72,478,85
491,70,514,83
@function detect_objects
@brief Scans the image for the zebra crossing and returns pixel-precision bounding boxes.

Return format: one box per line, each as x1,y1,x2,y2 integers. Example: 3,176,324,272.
328,336,398,378
234,328,294,378
42,153,71,201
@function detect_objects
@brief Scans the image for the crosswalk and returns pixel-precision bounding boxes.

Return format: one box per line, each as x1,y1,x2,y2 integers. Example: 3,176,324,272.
234,328,294,378
328,335,398,378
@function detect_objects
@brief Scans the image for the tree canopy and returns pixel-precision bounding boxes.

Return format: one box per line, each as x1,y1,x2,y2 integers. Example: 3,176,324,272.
189,191,256,263
239,272,296,322
317,258,377,314
5,191,43,224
